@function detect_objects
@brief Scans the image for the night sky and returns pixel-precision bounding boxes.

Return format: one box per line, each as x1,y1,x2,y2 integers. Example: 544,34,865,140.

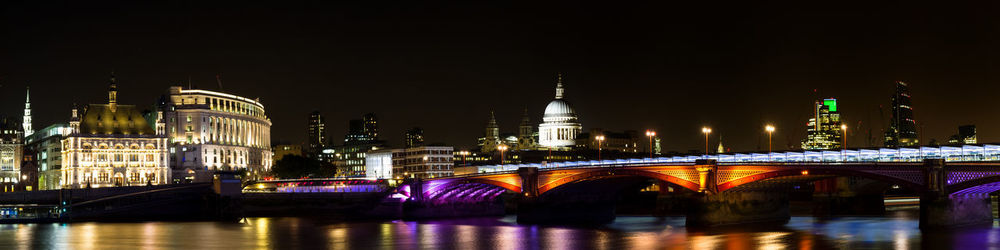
1,1,997,152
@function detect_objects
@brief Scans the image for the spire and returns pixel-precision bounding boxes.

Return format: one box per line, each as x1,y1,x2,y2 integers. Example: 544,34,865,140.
108,71,118,112
487,110,498,130
520,108,531,125
22,86,33,137
554,72,565,99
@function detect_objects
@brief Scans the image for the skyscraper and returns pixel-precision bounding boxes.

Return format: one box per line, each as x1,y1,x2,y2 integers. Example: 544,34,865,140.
802,98,843,150
22,86,33,137
405,127,424,148
884,81,918,147
481,111,501,153
345,113,379,143
307,111,326,152
363,113,378,140
333,113,385,177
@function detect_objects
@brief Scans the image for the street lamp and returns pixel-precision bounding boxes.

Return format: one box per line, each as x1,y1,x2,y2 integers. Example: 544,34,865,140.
645,130,656,158
701,127,712,154
458,150,469,166
765,125,775,153
497,145,508,166
595,135,606,161
841,124,848,149
841,124,848,161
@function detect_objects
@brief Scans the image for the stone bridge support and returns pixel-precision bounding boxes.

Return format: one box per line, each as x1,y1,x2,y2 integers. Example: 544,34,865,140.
685,160,790,227
920,159,993,229
812,177,887,216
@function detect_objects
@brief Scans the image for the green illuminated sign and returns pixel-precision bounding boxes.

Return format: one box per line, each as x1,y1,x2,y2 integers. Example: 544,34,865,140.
824,99,837,112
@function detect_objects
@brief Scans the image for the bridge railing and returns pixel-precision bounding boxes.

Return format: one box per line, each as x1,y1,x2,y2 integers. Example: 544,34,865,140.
462,144,1000,176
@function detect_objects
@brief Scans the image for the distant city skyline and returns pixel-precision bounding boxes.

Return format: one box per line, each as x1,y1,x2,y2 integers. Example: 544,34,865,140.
2,1,996,152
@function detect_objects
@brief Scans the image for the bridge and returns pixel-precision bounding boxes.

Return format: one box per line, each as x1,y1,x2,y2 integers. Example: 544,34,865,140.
400,155,1000,229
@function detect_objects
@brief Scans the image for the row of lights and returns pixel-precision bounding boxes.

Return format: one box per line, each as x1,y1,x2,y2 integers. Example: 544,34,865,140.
468,123,851,165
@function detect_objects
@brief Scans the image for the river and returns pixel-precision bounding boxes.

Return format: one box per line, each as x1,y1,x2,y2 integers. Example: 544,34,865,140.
0,209,997,249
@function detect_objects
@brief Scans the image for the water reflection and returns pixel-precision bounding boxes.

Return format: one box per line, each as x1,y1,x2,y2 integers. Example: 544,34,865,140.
0,213,1000,249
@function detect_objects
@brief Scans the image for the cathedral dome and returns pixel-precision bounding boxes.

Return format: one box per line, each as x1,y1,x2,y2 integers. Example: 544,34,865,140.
544,99,576,118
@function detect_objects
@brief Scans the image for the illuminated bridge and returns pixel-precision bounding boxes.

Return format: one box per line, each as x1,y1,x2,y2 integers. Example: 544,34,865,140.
398,144,1000,229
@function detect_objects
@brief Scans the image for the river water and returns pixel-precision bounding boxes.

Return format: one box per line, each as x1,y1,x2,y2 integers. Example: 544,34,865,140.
0,209,997,249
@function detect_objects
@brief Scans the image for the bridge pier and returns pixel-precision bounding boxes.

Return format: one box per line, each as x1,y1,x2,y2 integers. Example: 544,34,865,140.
685,191,790,227
686,159,791,227
920,159,994,229
812,177,886,216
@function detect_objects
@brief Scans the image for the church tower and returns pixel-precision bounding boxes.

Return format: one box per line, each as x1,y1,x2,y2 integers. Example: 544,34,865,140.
517,108,537,150
22,86,33,137
108,72,118,112
482,111,501,153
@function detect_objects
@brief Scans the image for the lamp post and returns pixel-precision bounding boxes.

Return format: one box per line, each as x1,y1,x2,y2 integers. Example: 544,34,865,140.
841,124,848,149
595,135,605,161
701,127,712,154
497,145,508,167
458,150,469,166
841,124,848,160
645,130,656,158
765,125,775,153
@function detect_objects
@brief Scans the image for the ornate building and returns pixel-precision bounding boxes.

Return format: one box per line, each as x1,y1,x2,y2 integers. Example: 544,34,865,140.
62,74,170,188
538,73,582,150
161,86,273,182
0,117,24,190
516,108,537,150
480,111,501,153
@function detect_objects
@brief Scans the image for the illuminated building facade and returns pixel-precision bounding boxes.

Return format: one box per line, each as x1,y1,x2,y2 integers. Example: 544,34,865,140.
307,111,326,155
366,146,454,179
0,118,24,190
576,129,642,153
539,73,582,150
948,125,977,145
801,98,843,150
62,75,170,188
332,113,384,177
885,81,919,147
161,86,273,182
25,123,71,190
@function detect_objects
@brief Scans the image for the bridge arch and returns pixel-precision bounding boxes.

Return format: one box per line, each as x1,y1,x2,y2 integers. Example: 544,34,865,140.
947,175,1000,195
717,168,924,192
406,176,521,205
537,168,700,195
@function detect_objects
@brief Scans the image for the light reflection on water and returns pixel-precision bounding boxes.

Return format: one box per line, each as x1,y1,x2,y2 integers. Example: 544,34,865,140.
0,213,998,249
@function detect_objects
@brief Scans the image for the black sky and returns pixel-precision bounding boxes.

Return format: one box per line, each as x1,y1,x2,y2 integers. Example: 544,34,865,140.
1,1,998,152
